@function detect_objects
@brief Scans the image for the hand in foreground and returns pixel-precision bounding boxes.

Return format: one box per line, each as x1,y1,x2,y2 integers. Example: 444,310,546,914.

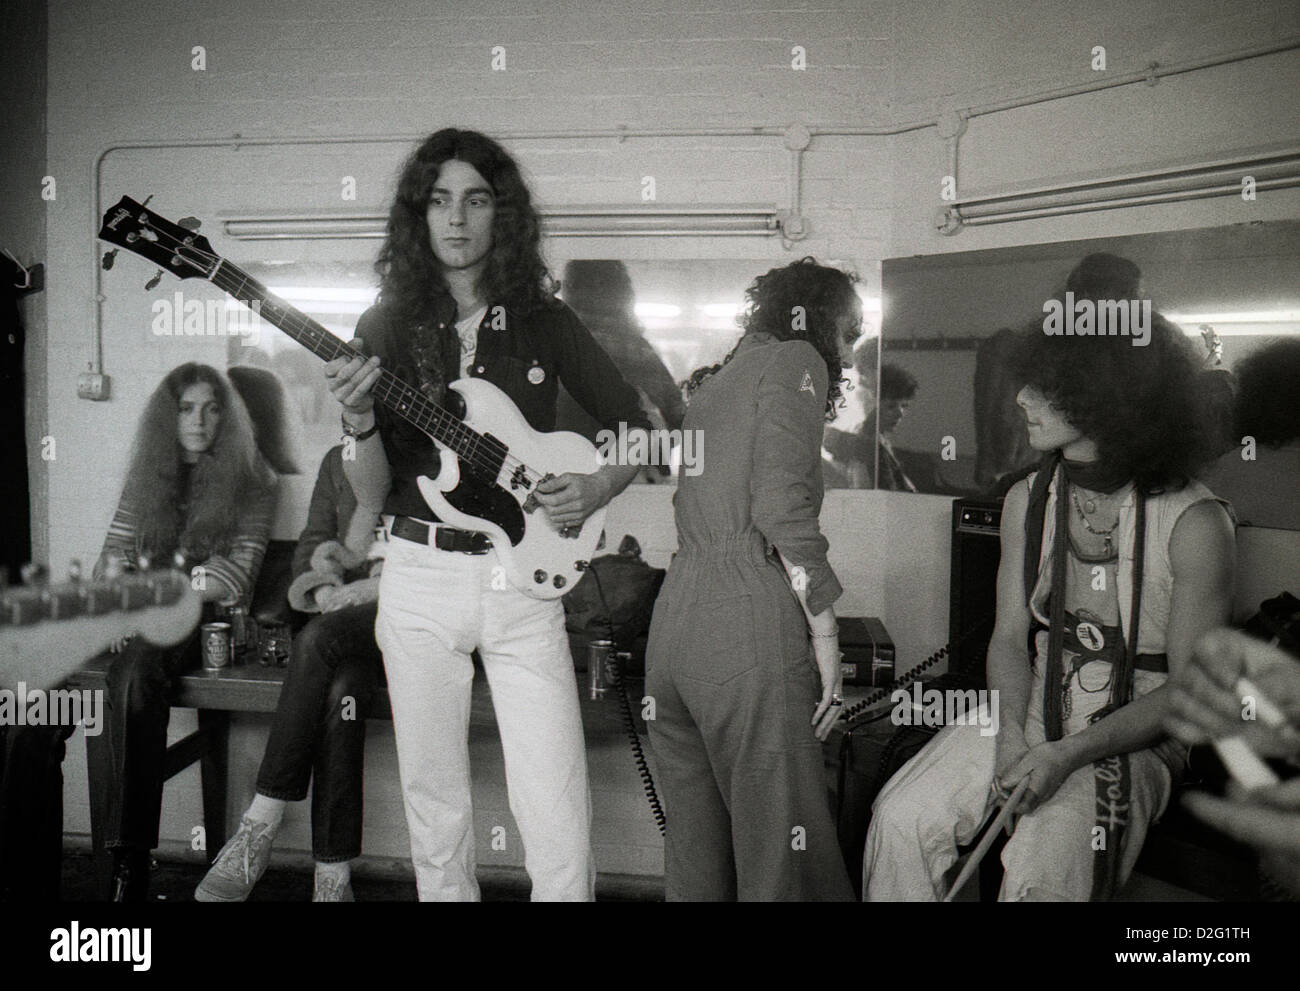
533,472,609,530
1164,628,1300,761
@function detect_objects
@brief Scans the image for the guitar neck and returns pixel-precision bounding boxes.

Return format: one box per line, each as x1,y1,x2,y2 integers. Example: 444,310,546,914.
208,259,485,462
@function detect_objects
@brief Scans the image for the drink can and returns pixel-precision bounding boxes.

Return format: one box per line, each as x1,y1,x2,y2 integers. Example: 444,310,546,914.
202,622,232,673
587,639,613,700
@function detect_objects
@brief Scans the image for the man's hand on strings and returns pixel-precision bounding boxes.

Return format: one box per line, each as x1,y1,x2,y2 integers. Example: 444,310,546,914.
533,472,610,529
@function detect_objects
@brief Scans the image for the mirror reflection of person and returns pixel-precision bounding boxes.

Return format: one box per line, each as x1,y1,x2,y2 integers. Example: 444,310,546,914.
824,360,919,491
1200,338,1300,531
556,260,685,436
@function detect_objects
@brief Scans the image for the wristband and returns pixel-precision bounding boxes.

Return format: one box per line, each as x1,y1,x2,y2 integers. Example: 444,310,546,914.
341,411,379,441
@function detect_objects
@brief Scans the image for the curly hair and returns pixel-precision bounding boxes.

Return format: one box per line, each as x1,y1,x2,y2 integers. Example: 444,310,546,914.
1009,310,1212,491
376,129,555,329
1234,338,1300,447
685,257,859,420
121,363,274,560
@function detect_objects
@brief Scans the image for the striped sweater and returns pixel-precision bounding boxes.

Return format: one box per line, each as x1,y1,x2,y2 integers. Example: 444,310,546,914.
97,475,277,609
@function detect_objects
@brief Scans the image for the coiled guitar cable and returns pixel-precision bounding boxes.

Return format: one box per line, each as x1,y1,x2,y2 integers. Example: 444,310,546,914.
839,614,996,727
589,564,667,835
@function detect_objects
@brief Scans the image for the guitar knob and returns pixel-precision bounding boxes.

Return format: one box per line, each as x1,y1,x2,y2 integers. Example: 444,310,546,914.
534,570,547,584
552,575,566,589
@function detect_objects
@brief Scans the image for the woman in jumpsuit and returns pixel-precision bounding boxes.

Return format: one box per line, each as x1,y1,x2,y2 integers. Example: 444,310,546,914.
645,258,861,901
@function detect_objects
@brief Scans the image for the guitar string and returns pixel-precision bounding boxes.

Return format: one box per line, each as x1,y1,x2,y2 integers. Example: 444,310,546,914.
126,219,550,492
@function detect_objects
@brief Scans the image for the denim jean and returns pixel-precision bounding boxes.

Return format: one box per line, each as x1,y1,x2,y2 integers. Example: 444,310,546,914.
255,601,381,862
103,630,203,852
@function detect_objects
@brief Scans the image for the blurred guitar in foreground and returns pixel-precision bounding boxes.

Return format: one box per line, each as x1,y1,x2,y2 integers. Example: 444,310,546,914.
0,564,201,691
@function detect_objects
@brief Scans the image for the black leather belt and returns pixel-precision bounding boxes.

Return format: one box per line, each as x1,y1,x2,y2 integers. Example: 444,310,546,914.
390,516,492,555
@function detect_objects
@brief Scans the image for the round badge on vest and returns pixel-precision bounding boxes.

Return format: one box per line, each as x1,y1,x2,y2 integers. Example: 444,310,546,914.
1076,619,1105,651
527,366,545,385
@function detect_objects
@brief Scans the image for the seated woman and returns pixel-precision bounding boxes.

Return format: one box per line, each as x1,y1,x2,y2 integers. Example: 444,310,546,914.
647,257,859,901
863,312,1235,901
196,444,384,902
101,363,281,901
0,363,281,903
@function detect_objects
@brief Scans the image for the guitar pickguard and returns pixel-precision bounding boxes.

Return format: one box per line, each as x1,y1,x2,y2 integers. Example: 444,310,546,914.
439,471,526,546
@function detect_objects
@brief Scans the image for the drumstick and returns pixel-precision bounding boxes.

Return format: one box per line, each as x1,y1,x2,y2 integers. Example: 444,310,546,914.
942,778,1031,902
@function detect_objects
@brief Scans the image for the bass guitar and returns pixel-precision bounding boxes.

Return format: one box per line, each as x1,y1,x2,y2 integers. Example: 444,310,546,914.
99,196,605,600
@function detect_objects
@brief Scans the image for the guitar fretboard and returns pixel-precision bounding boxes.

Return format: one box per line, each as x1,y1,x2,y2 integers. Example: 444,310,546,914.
208,260,506,479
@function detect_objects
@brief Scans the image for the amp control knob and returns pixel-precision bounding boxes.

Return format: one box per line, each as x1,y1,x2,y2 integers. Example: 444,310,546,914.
534,570,547,584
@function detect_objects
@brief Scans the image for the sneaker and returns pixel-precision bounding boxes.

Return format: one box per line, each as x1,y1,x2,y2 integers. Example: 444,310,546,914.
194,817,276,902
312,874,354,902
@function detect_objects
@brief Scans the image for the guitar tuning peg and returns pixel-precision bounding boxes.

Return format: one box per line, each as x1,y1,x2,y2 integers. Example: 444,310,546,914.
172,550,187,571
141,194,154,207
145,269,164,291
137,553,151,572
68,558,83,582
102,248,119,270
177,216,202,232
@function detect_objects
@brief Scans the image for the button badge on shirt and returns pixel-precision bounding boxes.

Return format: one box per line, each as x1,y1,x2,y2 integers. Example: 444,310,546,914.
527,365,546,385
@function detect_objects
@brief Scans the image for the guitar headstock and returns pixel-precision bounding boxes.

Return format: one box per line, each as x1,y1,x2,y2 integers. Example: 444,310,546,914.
98,196,216,280
0,567,202,691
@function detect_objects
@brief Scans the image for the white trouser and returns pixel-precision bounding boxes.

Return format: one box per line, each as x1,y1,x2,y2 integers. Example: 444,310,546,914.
863,659,1174,901
375,534,595,901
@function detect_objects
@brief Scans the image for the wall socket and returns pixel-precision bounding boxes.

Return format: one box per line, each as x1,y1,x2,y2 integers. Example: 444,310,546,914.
77,371,111,401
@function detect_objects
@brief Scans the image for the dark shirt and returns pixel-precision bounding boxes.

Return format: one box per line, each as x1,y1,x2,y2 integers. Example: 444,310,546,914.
354,293,653,520
292,445,361,580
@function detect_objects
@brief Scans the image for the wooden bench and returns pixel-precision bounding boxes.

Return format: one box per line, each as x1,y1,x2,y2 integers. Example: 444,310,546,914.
65,654,394,890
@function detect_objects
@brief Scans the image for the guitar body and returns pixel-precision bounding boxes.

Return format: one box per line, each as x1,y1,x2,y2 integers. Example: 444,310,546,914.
416,377,606,600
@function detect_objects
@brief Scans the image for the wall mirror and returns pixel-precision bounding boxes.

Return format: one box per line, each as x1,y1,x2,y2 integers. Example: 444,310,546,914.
855,221,1300,505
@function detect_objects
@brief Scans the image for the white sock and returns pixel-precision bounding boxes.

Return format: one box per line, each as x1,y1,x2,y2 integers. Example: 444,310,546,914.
245,793,286,830
315,860,351,885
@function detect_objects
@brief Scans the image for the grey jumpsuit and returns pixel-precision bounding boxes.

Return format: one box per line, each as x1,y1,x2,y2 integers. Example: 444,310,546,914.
646,336,855,901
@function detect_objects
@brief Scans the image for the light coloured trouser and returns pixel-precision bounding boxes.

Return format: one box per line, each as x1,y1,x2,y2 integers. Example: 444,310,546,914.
863,658,1174,901
375,534,595,901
